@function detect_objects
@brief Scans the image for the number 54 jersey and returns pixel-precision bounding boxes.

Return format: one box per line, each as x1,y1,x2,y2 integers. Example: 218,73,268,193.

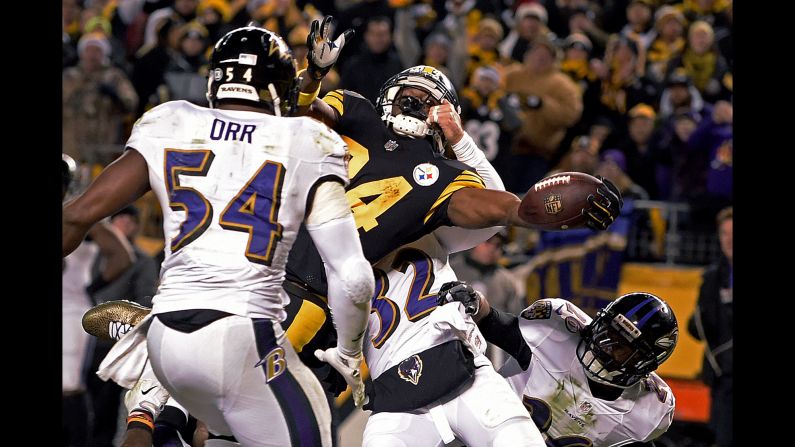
126,100,349,321
500,299,675,446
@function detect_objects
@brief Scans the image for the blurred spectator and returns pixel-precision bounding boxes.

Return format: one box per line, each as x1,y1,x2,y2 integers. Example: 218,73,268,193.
549,135,601,175
164,21,211,106
560,33,602,135
686,100,732,224
333,0,393,69
197,0,234,43
500,2,552,63
459,66,522,189
288,23,311,71
465,18,505,84
681,0,731,34
652,111,701,200
63,0,83,67
617,103,660,199
435,0,488,41
658,68,704,120
666,20,731,104
714,1,732,68
92,205,159,307
144,0,198,49
567,5,609,57
423,33,455,81
505,35,583,191
595,148,650,199
544,0,589,38
144,0,198,48
252,0,306,38
340,16,404,104
561,33,597,93
450,231,521,365
63,32,139,162
595,34,658,140
393,4,465,88
131,17,176,117
84,205,160,447
619,0,656,50
688,206,733,447
82,15,129,72
588,115,617,148
646,5,686,83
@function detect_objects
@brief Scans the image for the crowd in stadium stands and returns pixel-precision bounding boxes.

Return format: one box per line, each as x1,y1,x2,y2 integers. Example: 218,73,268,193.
63,0,732,214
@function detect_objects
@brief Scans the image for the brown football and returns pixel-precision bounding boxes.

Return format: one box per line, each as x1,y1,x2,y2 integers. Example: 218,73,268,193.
518,172,603,231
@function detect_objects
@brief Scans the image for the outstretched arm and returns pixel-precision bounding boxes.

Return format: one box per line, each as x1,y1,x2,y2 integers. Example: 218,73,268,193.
63,149,151,257
447,176,623,231
305,180,374,407
437,282,534,370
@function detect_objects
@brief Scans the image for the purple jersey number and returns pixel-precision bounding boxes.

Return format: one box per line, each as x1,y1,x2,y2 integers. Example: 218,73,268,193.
369,248,439,348
522,396,593,447
219,161,285,266
370,269,400,349
165,150,285,265
165,149,215,251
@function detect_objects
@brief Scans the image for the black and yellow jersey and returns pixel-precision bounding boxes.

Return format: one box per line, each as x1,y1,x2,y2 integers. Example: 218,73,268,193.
286,89,486,296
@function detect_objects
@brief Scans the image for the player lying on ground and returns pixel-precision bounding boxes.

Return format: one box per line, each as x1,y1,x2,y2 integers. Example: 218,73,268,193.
439,283,679,446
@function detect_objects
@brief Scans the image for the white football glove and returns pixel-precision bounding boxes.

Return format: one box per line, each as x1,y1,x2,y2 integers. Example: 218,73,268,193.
314,347,365,407
307,15,354,80
124,376,171,419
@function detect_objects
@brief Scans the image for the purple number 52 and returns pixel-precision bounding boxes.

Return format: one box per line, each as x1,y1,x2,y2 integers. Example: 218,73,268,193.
165,149,285,265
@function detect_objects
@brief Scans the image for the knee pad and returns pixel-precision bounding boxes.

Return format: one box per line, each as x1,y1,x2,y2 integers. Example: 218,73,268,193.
341,258,375,304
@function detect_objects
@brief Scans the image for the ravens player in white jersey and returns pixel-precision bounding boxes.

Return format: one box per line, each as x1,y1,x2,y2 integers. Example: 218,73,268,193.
63,26,374,447
440,285,678,446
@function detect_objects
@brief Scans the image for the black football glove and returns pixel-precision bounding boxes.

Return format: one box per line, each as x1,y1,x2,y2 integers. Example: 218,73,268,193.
584,176,623,231
306,16,354,81
437,281,481,316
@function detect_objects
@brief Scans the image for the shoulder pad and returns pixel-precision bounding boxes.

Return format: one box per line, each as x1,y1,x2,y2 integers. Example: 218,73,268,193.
301,118,348,158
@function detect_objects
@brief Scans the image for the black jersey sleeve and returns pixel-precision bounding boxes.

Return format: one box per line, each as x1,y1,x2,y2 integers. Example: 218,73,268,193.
422,162,486,229
478,307,534,370
322,89,377,133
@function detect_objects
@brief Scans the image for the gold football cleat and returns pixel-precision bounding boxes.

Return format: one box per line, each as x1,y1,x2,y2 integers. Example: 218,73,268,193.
82,300,151,341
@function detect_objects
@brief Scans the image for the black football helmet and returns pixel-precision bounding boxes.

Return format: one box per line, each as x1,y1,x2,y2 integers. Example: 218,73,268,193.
375,65,460,155
576,292,678,388
206,26,298,116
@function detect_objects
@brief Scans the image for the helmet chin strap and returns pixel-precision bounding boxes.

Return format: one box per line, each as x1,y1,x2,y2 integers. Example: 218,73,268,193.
268,83,281,117
385,114,433,138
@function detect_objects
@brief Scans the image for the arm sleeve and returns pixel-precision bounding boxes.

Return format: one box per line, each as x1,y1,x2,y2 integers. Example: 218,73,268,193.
305,186,374,356
477,307,533,370
433,135,505,252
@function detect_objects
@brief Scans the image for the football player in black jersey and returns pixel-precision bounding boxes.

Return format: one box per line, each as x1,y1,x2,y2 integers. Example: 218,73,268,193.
281,16,623,377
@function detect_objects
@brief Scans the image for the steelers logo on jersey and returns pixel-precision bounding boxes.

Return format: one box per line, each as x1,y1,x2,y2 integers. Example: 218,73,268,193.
413,163,440,186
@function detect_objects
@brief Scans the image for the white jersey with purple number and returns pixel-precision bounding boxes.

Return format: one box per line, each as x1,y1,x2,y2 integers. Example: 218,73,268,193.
127,100,348,321
365,233,489,379
500,298,675,446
